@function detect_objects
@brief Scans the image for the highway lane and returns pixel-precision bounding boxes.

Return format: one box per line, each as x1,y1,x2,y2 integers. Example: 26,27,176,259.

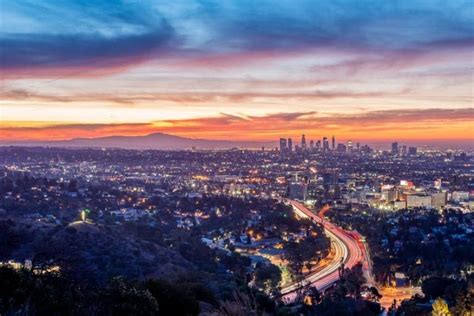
281,200,366,301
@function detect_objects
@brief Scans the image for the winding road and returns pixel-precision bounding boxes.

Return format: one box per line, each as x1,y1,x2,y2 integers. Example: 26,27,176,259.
281,200,371,301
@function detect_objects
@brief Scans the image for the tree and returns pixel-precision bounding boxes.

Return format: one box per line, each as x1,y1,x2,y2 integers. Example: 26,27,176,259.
100,277,159,316
431,297,450,316
254,264,281,295
451,276,474,316
0,267,32,313
422,277,455,299
144,279,200,316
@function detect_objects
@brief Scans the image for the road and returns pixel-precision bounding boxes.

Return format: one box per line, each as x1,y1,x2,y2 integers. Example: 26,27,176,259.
280,200,370,301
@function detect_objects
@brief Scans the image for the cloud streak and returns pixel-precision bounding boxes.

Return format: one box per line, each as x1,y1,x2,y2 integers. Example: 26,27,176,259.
0,88,411,105
1,0,473,75
1,1,472,144
2,108,472,142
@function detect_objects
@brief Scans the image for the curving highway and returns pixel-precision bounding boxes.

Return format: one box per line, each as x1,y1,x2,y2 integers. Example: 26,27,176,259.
281,200,367,301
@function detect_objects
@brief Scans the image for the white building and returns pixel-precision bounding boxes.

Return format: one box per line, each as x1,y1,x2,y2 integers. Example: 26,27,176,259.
451,191,469,202
431,192,447,208
407,194,432,208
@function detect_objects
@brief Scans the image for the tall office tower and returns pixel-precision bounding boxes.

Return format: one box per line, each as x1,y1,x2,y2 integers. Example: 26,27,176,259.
401,145,407,156
347,140,353,152
289,176,309,201
356,142,360,151
316,140,321,150
309,140,314,150
408,146,417,156
279,138,287,153
332,135,335,150
337,143,346,153
322,169,340,200
391,142,399,155
322,137,329,151
301,134,307,150
287,138,293,152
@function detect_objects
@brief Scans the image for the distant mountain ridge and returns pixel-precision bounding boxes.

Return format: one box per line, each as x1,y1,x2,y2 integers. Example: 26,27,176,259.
1,132,275,150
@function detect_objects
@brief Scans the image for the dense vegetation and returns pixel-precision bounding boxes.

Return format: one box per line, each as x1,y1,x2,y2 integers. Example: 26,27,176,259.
0,265,273,315
395,275,474,315
326,206,473,285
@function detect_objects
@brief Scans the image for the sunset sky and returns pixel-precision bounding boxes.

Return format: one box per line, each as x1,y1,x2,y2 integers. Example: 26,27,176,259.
1,0,473,145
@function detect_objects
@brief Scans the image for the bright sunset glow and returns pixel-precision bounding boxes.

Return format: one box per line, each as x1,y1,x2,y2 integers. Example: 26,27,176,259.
1,1,473,145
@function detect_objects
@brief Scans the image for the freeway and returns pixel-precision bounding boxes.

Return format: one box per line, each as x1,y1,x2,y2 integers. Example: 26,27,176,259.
281,200,368,301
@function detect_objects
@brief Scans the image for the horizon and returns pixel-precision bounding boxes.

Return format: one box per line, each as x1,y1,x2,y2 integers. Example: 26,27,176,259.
1,1,473,144
2,130,473,151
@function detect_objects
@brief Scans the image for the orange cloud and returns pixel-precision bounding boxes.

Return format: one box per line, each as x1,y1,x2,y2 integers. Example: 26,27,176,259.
1,108,473,143
0,88,410,106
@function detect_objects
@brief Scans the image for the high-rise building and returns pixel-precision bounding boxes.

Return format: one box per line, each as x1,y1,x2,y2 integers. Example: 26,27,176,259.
407,194,431,208
321,170,340,200
382,186,398,202
309,140,314,150
391,142,399,155
316,140,321,150
322,171,338,186
287,138,293,152
431,192,447,208
337,143,346,153
279,138,287,153
347,140,353,152
332,135,335,150
301,134,307,150
289,181,308,201
401,145,407,156
323,137,329,152
408,146,417,156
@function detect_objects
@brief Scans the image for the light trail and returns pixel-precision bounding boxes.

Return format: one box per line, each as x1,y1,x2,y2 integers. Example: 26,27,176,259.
280,200,368,301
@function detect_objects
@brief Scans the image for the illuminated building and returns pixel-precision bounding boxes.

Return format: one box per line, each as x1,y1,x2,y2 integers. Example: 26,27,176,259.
322,170,340,200
279,138,287,153
406,194,432,208
287,138,293,152
431,192,447,208
408,146,417,156
347,140,353,153
451,191,469,202
289,173,308,200
401,145,407,156
289,182,308,200
381,186,398,202
322,137,329,152
337,143,346,153
391,142,399,155
301,134,307,151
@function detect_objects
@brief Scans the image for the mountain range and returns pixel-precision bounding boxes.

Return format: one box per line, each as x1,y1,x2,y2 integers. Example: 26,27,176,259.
1,132,275,150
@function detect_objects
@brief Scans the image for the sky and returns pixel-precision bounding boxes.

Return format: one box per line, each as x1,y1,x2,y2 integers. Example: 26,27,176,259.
1,0,473,145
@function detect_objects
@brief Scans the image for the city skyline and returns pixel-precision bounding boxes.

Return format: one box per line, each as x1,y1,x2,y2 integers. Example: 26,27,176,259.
1,1,473,146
